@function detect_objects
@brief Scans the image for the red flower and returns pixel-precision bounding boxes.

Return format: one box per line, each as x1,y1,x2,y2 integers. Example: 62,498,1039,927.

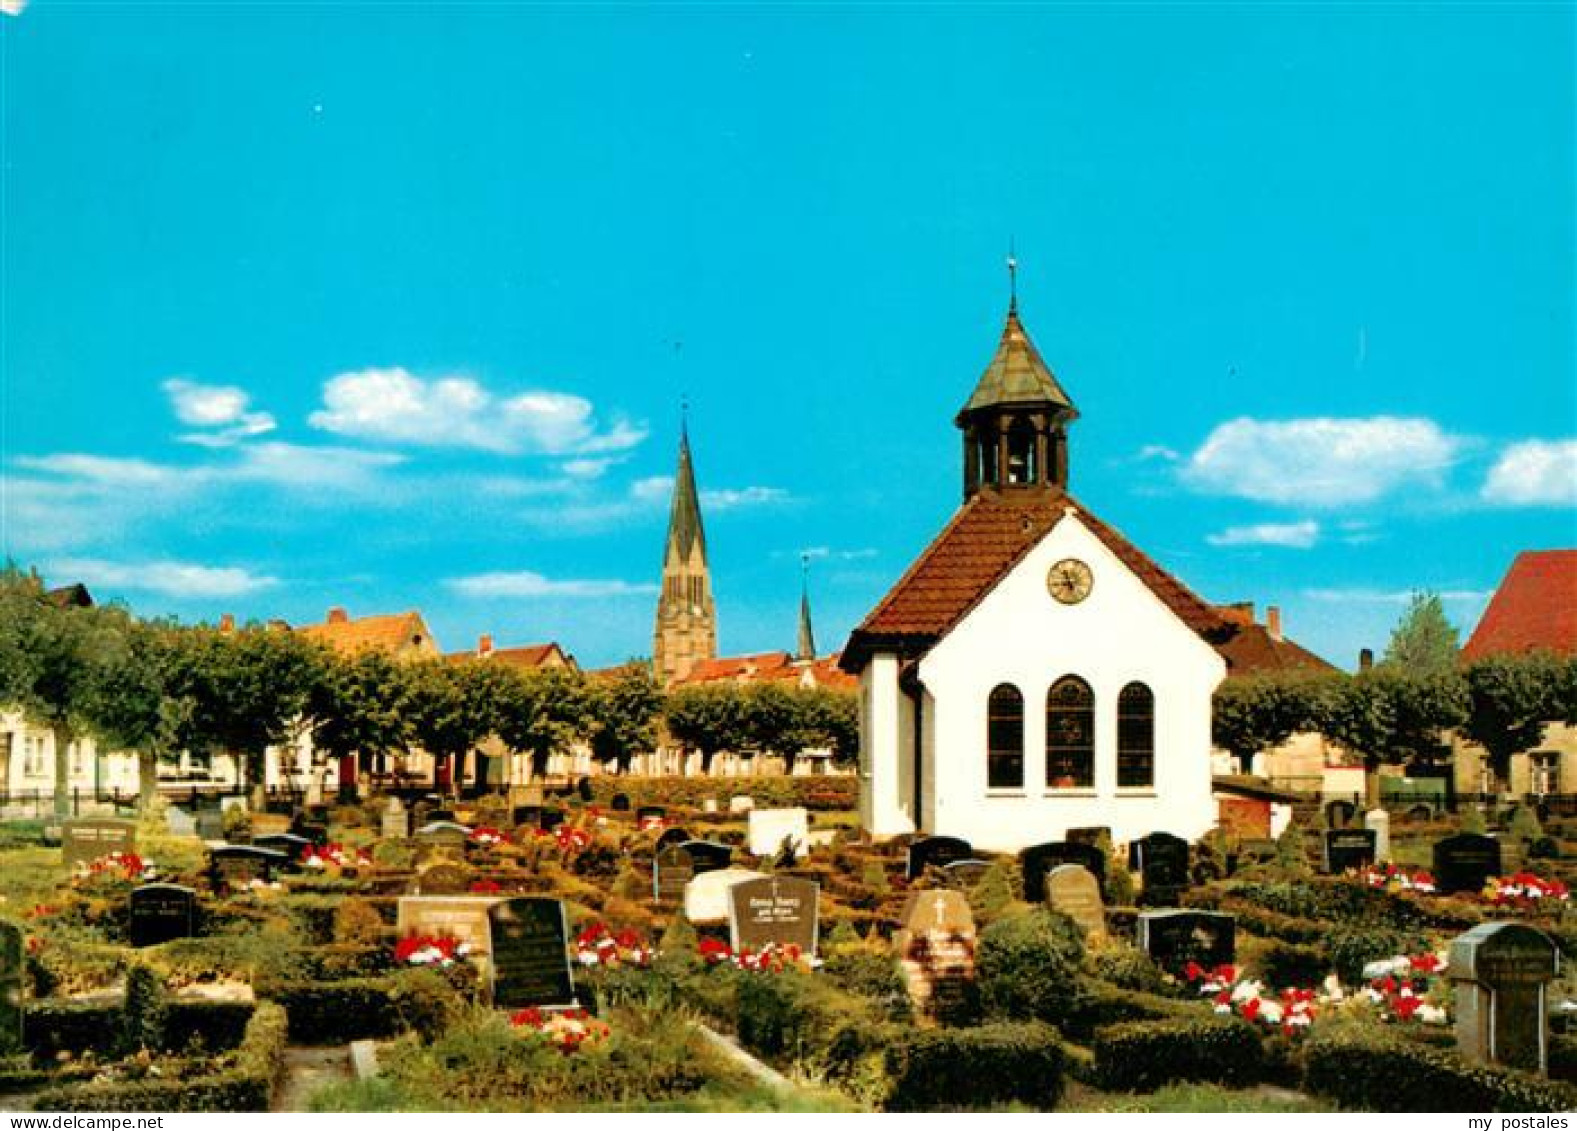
469,879,501,894
1240,998,1261,1022
1184,961,1205,982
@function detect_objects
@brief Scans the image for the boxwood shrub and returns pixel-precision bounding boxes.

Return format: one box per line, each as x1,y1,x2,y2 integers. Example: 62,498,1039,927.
1303,1027,1577,1112
732,968,891,1089
259,968,463,1044
882,1022,1066,1111
975,909,1086,1028
1092,1015,1265,1092
588,775,856,812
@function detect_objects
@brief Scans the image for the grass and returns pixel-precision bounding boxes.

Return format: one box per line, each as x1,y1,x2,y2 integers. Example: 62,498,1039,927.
1060,1081,1338,1113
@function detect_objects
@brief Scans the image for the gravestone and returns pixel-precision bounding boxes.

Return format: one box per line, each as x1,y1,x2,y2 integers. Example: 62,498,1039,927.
637,806,667,828
382,798,410,840
195,809,226,841
62,817,137,868
250,814,292,837
906,835,974,880
1449,921,1561,1075
943,859,992,887
1325,800,1356,829
653,844,695,904
703,799,719,814
1323,829,1377,874
489,897,576,1009
129,883,197,947
1021,841,1106,903
538,808,566,833
425,808,457,824
254,833,312,868
654,827,692,853
729,795,755,814
1066,826,1111,848
416,821,472,848
685,867,767,924
1129,833,1190,904
165,808,198,838
729,875,820,956
1433,833,1503,895
576,777,594,803
1138,910,1237,976
513,805,542,830
748,808,809,858
610,794,631,812
1366,808,1391,862
207,845,289,891
681,840,732,877
0,920,21,1052
1046,864,1107,944
895,889,976,1022
396,896,498,970
415,861,474,895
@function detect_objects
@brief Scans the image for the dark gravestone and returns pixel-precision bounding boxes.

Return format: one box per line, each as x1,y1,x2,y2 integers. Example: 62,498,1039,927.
943,859,992,888
680,840,733,876
1323,829,1378,874
489,897,576,1009
654,828,692,853
1325,800,1356,829
1021,841,1106,903
1129,833,1190,904
195,809,226,841
1450,921,1561,1075
611,794,631,812
637,806,666,827
512,806,542,830
906,835,974,880
1138,910,1236,977
207,845,288,891
425,808,457,824
415,862,473,895
62,818,137,868
129,884,197,947
416,821,472,848
1433,833,1503,895
577,777,594,803
654,844,695,904
1066,826,1111,848
0,921,21,1052
539,809,566,833
254,833,312,870
729,875,820,956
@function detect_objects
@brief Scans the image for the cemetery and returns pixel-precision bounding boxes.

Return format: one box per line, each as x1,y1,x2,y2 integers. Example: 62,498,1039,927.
1,783,1575,1113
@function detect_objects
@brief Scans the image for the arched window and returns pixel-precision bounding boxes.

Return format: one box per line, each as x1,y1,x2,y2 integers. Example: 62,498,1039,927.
1005,421,1038,485
987,684,1024,789
1117,682,1155,788
979,436,1000,486
1046,676,1094,788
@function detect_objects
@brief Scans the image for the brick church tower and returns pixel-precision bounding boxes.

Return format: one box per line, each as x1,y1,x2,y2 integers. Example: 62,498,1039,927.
653,424,717,684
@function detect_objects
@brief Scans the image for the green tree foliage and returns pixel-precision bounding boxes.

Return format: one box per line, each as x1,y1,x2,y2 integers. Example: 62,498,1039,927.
85,614,194,810
1382,590,1461,674
1211,673,1325,771
1314,667,1465,805
493,665,591,780
1461,651,1571,791
404,658,507,791
309,648,413,784
585,663,663,774
663,683,748,774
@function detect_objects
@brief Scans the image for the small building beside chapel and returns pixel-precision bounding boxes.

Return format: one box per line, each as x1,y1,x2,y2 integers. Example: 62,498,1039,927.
842,294,1245,851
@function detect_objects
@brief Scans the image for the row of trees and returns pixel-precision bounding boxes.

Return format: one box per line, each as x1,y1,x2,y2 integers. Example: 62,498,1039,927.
1213,653,1577,801
0,568,857,815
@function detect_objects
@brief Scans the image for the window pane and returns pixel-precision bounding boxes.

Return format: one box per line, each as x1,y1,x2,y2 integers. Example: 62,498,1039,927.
988,684,1024,789
1117,682,1155,788
1046,677,1094,788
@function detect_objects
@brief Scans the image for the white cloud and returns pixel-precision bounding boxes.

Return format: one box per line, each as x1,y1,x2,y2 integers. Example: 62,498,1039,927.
1181,415,1460,506
308,368,646,456
799,546,878,561
14,453,186,488
231,442,405,491
445,570,657,599
1481,439,1577,506
45,557,279,598
1,1,29,16
1304,587,1491,606
702,486,790,510
1206,520,1320,549
1136,444,1180,463
163,378,276,447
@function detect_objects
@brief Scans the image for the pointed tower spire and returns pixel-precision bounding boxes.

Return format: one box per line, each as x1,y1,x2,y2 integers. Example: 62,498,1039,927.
653,410,717,684
795,553,816,663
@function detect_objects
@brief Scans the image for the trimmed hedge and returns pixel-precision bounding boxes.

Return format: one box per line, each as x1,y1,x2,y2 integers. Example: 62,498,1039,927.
34,1001,287,1112
731,969,891,1090
975,909,1085,1029
1304,1028,1577,1113
1093,1016,1265,1093
258,968,462,1044
882,1022,1066,1111
25,997,255,1058
588,775,856,812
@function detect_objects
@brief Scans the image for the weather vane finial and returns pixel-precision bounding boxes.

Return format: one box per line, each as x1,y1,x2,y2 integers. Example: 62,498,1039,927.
1007,237,1018,313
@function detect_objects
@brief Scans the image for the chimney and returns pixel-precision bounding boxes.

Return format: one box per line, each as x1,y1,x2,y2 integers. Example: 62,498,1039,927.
1216,601,1255,627
219,613,235,633
1359,648,1374,672
1266,605,1282,641
478,633,494,657
327,607,349,624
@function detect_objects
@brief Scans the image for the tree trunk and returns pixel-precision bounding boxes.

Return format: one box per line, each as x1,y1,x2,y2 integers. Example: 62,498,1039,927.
1364,758,1382,809
139,748,158,813
52,723,73,817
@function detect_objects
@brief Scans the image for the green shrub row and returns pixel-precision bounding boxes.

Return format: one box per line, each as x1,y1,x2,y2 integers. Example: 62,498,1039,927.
24,995,256,1058
258,968,462,1044
1092,1016,1266,1093
587,775,857,812
34,1001,287,1112
1303,1027,1577,1113
882,1022,1066,1111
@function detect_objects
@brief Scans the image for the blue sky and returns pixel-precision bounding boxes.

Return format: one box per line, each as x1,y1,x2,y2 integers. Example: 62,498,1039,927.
2,3,1573,670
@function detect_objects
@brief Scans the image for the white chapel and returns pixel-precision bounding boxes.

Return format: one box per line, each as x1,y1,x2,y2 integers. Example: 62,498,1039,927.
840,292,1236,852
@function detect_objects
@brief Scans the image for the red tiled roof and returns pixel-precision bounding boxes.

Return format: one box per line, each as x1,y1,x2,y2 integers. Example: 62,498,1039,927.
677,650,858,691
448,642,576,671
299,610,437,656
1462,550,1577,661
1215,621,1337,676
841,488,1229,670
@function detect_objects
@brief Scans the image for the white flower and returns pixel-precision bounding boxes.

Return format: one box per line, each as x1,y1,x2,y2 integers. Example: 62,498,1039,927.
1259,1001,1284,1024
1213,1003,1232,1014
1417,1005,1447,1025
1231,980,1263,1003
1321,974,1345,1001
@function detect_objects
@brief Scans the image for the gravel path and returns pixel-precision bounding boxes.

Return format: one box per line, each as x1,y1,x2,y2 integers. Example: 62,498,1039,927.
272,1046,352,1113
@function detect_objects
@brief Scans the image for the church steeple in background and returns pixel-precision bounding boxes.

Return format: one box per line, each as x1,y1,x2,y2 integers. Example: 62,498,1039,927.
795,553,816,663
653,413,717,684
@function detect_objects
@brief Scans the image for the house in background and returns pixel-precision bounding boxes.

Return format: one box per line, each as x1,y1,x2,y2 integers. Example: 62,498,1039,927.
1453,549,1577,798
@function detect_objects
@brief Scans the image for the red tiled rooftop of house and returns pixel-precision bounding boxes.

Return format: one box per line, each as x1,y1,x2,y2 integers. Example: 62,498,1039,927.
1462,549,1577,661
299,607,438,656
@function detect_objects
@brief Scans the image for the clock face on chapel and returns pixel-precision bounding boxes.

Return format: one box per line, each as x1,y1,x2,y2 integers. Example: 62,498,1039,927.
1047,558,1093,605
